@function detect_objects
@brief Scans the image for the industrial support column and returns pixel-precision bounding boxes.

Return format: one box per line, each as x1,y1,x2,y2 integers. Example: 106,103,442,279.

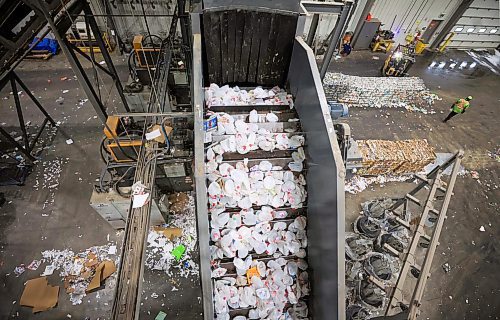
319,1,353,80
35,1,109,124
351,0,375,48
429,0,474,50
82,1,130,113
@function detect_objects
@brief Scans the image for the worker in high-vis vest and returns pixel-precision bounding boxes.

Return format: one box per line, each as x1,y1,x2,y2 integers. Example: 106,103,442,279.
443,96,472,123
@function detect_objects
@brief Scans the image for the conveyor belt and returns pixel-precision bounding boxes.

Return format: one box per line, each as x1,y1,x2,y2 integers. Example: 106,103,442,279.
205,102,310,319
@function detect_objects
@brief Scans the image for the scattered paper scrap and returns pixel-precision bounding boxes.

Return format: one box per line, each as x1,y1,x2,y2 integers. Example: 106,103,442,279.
62,90,69,94
41,265,55,276
132,193,150,209
65,139,73,145
20,277,59,313
146,129,162,141
479,226,485,232
27,260,41,271
14,264,26,277
155,311,167,320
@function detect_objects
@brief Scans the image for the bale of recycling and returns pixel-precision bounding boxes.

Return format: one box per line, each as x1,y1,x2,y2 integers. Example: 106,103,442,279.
357,139,435,175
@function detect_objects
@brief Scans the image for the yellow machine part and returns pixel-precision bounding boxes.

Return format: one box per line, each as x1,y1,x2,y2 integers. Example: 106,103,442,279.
107,140,142,163
104,116,120,139
415,40,428,54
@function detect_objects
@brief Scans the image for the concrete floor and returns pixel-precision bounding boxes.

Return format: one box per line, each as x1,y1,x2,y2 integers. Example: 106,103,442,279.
0,53,202,319
0,47,498,320
334,50,500,319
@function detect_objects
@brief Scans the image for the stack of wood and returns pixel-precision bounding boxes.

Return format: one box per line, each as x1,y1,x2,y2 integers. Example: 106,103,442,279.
357,139,436,175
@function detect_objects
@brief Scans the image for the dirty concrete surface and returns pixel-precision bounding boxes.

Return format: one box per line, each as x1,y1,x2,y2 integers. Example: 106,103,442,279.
0,47,498,320
0,53,202,319
333,50,500,319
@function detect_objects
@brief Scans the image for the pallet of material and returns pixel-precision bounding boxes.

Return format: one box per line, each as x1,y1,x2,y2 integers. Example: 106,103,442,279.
25,50,53,60
357,139,436,175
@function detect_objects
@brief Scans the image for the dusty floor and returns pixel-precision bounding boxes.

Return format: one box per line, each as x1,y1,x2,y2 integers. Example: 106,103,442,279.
0,47,498,320
0,53,202,319
333,50,500,319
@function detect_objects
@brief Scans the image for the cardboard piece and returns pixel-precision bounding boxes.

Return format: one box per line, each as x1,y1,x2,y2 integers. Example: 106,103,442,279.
20,277,59,313
86,260,117,292
147,124,172,143
153,227,183,241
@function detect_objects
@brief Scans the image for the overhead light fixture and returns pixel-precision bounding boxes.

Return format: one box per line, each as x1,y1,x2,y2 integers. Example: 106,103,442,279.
454,27,464,32
478,28,487,33
466,27,475,33
490,29,498,33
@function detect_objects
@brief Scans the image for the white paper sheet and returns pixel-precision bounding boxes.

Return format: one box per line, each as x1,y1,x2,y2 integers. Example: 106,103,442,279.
145,129,162,140
132,193,150,209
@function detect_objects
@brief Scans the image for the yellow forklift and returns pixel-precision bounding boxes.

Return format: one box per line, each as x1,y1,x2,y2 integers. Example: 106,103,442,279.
381,44,416,77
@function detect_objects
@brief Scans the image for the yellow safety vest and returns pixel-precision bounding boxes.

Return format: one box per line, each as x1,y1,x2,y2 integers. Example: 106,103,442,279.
453,99,469,113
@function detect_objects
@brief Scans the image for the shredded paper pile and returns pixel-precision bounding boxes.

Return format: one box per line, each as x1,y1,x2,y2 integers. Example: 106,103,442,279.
356,139,436,176
40,243,118,305
205,85,310,320
323,73,440,113
145,193,199,278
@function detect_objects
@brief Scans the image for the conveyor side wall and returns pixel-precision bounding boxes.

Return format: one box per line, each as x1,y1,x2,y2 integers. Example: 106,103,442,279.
287,37,346,320
192,12,215,320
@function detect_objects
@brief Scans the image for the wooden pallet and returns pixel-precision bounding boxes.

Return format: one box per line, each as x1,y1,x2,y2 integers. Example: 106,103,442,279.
25,50,53,60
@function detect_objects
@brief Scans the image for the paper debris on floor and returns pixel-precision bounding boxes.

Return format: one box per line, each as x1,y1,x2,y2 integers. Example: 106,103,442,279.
145,193,199,278
40,243,118,305
345,175,414,194
155,311,167,320
20,277,59,313
65,139,73,145
27,260,41,271
323,72,440,113
356,139,436,175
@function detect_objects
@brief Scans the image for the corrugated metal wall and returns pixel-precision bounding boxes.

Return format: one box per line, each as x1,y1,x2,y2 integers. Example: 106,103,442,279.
88,0,176,44
369,0,462,45
449,0,499,48
302,0,462,47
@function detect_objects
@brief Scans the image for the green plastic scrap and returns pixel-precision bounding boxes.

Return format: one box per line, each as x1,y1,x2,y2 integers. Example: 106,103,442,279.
155,311,167,320
171,244,186,261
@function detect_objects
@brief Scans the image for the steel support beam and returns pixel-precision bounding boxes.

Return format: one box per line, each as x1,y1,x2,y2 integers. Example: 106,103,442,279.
35,1,108,124
429,0,474,50
319,1,353,79
11,72,57,127
82,1,130,113
306,14,320,46
0,126,36,162
301,1,344,14
351,0,375,48
10,76,30,150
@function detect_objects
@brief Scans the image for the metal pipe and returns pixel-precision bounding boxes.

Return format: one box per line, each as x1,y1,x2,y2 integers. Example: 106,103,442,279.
320,1,353,80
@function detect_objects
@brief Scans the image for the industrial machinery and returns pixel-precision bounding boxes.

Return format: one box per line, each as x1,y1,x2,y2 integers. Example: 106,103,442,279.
371,29,395,53
66,21,114,53
382,44,416,77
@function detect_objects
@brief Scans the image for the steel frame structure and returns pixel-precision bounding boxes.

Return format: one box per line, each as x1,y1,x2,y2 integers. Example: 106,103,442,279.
385,150,464,319
0,71,57,162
